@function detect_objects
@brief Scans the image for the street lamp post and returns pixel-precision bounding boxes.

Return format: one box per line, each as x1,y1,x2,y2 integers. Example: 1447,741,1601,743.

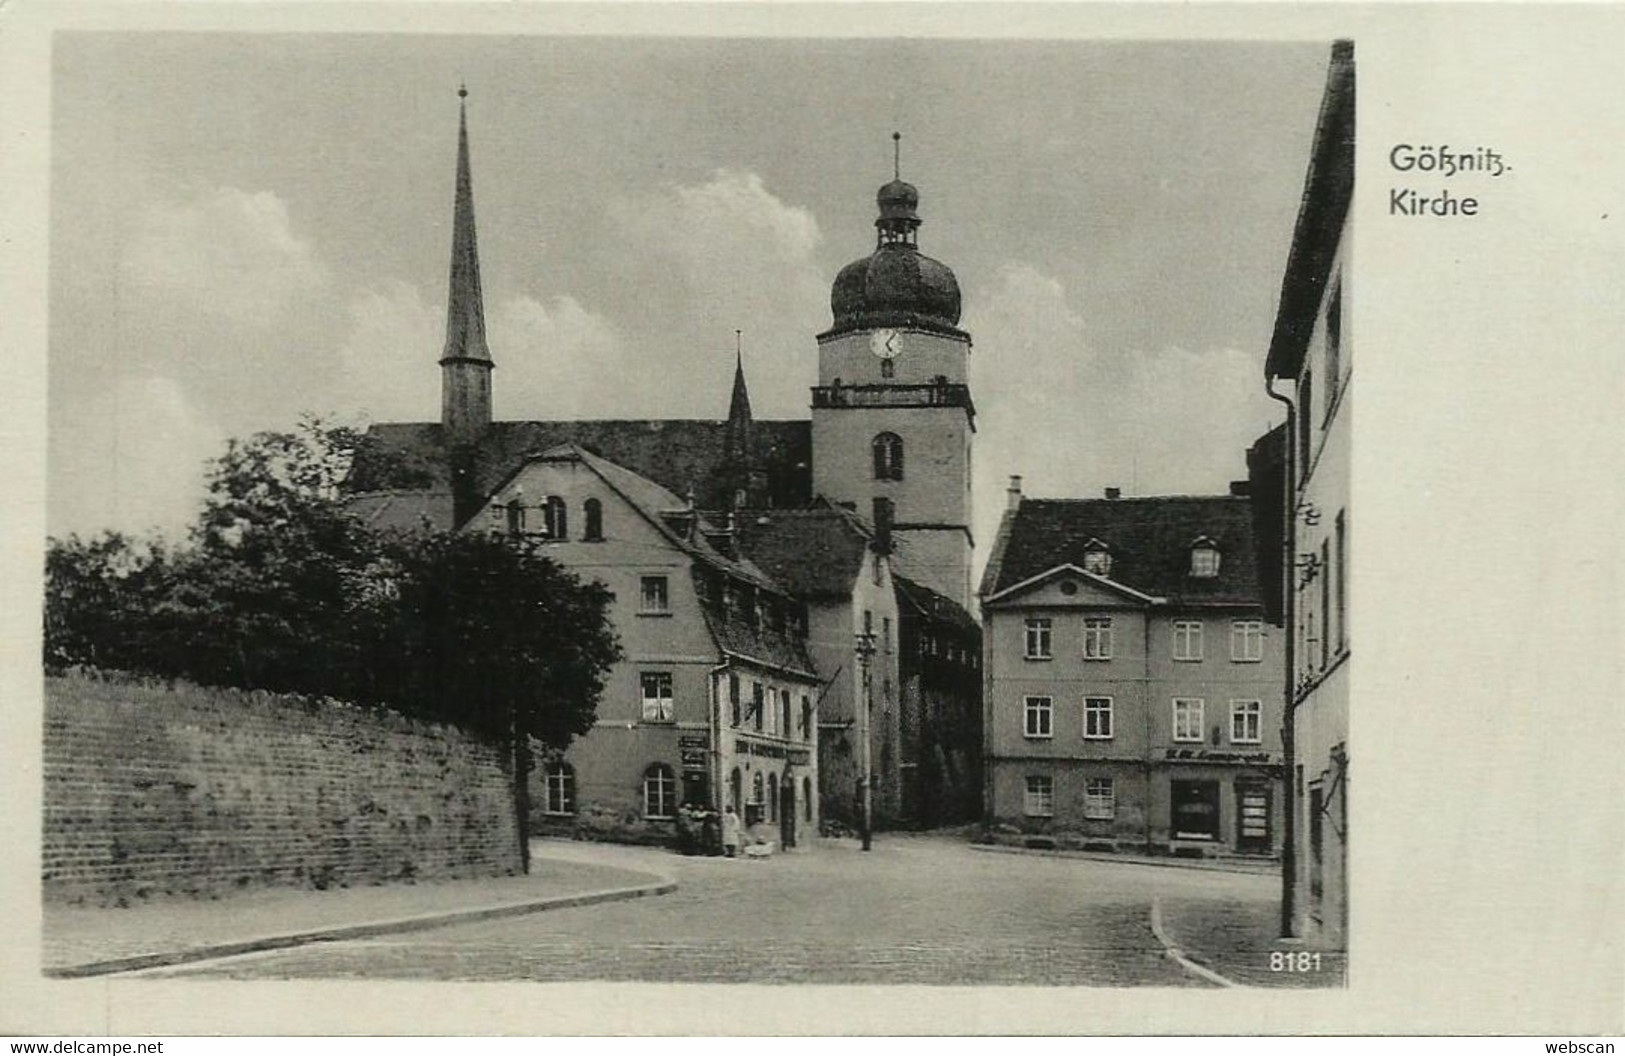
854,630,876,852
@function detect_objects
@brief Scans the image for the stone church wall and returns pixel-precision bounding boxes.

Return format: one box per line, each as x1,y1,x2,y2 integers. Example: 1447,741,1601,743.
42,671,522,905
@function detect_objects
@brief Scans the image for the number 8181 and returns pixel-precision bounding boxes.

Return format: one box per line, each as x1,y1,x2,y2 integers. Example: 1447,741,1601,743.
1269,951,1323,972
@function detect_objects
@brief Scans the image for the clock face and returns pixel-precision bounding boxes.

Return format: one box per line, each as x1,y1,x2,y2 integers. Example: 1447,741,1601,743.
869,328,901,359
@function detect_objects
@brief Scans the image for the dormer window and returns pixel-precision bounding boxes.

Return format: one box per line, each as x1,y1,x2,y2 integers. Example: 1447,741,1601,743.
1082,539,1112,577
1189,537,1221,578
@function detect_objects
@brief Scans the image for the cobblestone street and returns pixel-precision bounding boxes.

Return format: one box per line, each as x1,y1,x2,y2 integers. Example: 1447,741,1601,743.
143,835,1323,986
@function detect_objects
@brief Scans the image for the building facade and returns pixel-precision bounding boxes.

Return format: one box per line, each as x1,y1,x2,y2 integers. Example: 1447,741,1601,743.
734,503,906,830
1259,41,1353,947
344,98,983,843
894,574,982,826
471,444,821,846
980,482,1285,857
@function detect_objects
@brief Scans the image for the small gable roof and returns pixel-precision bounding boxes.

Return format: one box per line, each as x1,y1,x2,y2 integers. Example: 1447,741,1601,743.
984,495,1264,607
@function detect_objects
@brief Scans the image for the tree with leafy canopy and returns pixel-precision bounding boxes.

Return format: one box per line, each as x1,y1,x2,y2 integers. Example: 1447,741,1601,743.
46,419,621,866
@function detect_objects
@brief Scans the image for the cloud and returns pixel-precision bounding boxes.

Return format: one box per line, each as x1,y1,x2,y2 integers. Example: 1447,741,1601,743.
48,375,225,541
968,262,1280,569
327,282,629,425
607,170,827,418
331,280,444,424
119,186,327,324
490,294,628,420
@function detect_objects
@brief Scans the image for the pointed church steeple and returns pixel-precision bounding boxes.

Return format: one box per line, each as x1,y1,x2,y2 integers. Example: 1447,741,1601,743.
440,85,494,445
726,330,753,432
720,331,765,508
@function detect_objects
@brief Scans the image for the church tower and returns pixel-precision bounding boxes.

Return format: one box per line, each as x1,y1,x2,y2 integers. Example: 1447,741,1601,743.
811,136,975,608
439,87,494,446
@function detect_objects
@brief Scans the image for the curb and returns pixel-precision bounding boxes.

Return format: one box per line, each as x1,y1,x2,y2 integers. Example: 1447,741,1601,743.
1149,896,1241,989
44,879,677,979
969,842,1279,876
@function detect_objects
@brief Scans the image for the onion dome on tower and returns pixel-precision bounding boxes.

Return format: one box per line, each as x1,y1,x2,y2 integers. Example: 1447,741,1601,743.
824,133,965,340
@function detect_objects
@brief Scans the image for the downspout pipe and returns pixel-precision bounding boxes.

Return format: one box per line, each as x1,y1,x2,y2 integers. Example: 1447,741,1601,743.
1267,377,1298,939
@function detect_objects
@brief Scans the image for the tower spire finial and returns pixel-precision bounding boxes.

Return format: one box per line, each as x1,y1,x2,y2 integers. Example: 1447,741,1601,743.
735,328,743,367
893,131,901,180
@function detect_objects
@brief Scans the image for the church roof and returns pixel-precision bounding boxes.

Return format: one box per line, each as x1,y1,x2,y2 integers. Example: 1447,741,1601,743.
984,495,1264,607
352,418,812,518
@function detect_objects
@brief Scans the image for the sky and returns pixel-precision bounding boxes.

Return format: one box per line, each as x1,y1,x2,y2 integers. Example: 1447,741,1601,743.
48,32,1330,569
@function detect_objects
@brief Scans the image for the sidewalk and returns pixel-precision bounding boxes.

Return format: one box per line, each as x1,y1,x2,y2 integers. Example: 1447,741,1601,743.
971,841,1281,876
1153,895,1348,988
43,848,673,978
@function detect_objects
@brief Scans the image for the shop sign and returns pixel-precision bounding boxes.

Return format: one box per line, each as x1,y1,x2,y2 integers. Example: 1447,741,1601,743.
680,749,708,768
679,735,709,749
1163,748,1276,765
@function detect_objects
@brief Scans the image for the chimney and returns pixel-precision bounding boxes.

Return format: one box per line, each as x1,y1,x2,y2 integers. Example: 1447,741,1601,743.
1006,475,1023,510
871,497,894,555
1104,486,1121,500
1229,480,1251,497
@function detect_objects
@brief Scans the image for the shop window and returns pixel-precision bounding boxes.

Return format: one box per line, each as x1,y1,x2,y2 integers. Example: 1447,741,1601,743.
642,764,677,819
543,762,575,815
1171,779,1221,841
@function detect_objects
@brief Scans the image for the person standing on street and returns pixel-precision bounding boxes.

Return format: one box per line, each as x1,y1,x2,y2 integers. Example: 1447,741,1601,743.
721,805,743,858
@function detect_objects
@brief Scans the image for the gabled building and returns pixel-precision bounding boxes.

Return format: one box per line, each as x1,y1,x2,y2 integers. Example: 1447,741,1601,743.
475,442,820,846
1258,40,1353,947
979,480,1284,856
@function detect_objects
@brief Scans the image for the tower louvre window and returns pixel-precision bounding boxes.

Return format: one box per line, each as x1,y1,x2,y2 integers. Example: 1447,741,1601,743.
872,432,904,481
